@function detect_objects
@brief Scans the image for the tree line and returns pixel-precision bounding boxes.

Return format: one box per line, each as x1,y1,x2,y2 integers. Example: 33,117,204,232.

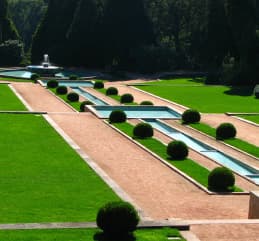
1,0,259,84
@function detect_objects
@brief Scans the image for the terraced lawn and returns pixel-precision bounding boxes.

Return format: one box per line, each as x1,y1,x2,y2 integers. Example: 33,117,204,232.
0,228,185,241
0,114,119,223
135,81,257,113
238,115,259,124
0,84,27,110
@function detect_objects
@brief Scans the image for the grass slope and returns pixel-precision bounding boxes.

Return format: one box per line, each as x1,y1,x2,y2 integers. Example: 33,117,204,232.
0,84,26,110
136,81,257,113
0,228,185,241
0,114,119,223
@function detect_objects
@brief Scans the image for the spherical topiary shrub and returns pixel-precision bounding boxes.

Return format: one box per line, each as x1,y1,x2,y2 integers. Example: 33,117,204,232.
31,73,40,82
133,123,153,139
216,123,236,140
208,167,235,192
80,100,93,112
106,87,118,96
120,93,134,103
109,110,127,123
47,80,58,88
167,140,188,160
56,86,68,95
94,80,104,89
96,201,140,237
182,109,201,124
140,100,153,105
69,75,78,80
67,92,79,102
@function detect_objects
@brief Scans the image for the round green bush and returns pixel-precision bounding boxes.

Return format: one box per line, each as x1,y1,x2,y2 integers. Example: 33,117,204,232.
133,123,153,138
120,93,134,103
67,92,79,102
216,123,236,140
31,73,40,82
94,80,104,89
182,109,201,124
167,140,188,160
106,87,118,96
109,110,127,123
69,75,78,80
80,100,93,112
208,167,235,192
96,201,140,237
140,100,153,105
56,86,68,95
47,80,58,88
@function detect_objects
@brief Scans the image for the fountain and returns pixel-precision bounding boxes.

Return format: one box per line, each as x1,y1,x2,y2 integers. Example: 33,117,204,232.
27,54,62,76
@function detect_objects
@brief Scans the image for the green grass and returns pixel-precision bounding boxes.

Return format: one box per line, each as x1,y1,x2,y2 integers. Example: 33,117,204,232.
49,88,81,111
0,85,27,110
0,228,185,241
136,82,257,113
0,114,119,223
113,122,242,192
0,76,32,82
190,122,259,158
238,115,259,124
138,77,205,86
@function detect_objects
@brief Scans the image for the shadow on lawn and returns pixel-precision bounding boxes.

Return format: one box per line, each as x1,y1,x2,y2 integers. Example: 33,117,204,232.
94,232,136,241
224,86,254,96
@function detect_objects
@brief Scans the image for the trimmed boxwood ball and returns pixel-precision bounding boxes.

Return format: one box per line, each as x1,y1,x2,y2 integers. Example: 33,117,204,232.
167,140,188,160
140,100,153,105
109,110,127,123
133,123,153,138
80,100,93,112
120,93,134,103
106,87,118,96
208,167,235,192
67,92,79,102
31,73,40,82
182,109,201,124
56,86,68,95
96,201,140,237
47,79,58,88
69,75,78,80
94,80,104,89
216,122,236,140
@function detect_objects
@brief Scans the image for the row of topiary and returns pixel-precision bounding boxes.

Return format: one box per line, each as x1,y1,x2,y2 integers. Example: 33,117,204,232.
93,80,153,105
181,109,237,140
108,109,236,192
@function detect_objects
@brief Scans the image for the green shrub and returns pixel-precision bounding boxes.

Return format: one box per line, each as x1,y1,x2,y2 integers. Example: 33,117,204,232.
80,100,93,112
140,100,153,105
254,85,259,98
208,167,235,192
109,110,127,123
56,86,68,95
133,123,153,138
69,75,78,80
67,92,79,102
96,201,140,237
216,123,236,140
182,109,201,124
31,73,40,82
106,87,118,95
167,140,188,160
94,80,104,89
47,80,58,88
120,93,134,103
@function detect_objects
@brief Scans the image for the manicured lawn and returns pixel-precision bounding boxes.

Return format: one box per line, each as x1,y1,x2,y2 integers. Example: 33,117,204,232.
238,115,259,124
0,84,27,110
0,77,32,82
190,122,259,158
0,228,185,241
138,78,204,86
136,83,257,113
113,122,242,192
0,114,119,223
